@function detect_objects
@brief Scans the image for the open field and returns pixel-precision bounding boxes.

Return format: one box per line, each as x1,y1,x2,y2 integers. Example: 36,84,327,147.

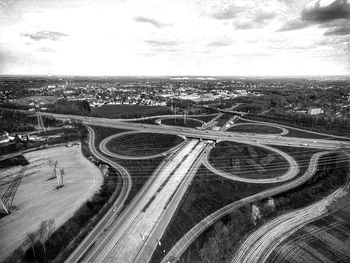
105,132,183,157
270,146,322,175
208,141,289,179
228,124,284,134
161,117,203,128
0,145,103,261
91,104,172,118
89,126,129,146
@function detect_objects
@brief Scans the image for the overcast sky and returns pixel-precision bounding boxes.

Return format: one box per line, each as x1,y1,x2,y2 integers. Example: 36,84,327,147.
0,0,349,76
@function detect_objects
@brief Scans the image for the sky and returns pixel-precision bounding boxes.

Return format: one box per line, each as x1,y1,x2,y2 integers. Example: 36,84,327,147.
0,0,349,76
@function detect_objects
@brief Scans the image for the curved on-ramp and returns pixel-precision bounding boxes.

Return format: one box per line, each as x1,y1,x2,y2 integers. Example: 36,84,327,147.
228,122,289,136
99,131,186,160
203,142,299,184
157,116,205,127
161,151,331,263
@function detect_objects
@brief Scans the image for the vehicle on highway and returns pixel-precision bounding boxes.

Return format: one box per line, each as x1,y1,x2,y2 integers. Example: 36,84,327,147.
113,207,117,212
301,143,309,147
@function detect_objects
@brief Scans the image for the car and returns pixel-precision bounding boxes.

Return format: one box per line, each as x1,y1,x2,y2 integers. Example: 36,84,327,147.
113,207,117,212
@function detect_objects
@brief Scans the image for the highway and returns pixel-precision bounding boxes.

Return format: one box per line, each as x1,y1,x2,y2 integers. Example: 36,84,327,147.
78,140,206,263
160,151,336,263
43,112,350,150
133,143,211,263
65,126,132,263
30,111,348,263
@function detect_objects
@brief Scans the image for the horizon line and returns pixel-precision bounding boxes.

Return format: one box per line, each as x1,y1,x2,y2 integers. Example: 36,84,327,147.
0,74,349,78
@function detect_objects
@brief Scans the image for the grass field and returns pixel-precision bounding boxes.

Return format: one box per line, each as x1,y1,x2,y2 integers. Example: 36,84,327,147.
208,141,289,179
227,124,283,134
0,145,103,261
161,117,203,128
105,133,183,156
92,104,172,119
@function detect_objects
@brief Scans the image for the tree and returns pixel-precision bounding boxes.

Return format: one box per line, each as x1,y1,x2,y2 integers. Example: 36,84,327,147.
26,232,38,258
38,218,55,254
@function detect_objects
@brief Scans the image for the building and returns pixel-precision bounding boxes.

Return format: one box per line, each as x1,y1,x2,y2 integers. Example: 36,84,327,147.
308,108,324,115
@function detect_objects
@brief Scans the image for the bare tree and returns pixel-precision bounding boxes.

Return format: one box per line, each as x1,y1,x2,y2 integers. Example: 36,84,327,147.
26,232,38,257
38,218,55,254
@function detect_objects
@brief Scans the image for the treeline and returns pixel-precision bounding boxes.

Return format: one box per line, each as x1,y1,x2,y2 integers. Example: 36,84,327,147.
247,111,350,136
48,100,91,115
90,104,173,119
0,108,61,133
6,128,121,263
183,151,349,263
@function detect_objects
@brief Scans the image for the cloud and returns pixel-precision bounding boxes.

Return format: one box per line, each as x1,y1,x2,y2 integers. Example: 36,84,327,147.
278,0,350,32
134,16,171,28
37,47,56,52
278,19,311,31
302,0,350,23
324,20,350,35
23,30,69,41
234,21,254,30
253,11,276,23
211,5,245,20
207,41,232,47
144,40,178,46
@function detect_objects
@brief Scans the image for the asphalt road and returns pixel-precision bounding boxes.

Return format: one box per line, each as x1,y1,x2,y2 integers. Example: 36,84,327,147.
161,151,333,263
44,112,350,150
232,187,348,263
133,143,210,263
32,111,348,263
78,140,202,262
65,126,132,263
